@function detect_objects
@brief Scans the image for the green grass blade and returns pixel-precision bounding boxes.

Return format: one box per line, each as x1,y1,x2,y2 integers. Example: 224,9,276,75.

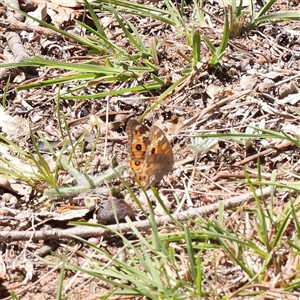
84,0,108,39
245,169,270,249
218,8,230,57
192,28,201,67
255,0,279,19
184,226,197,280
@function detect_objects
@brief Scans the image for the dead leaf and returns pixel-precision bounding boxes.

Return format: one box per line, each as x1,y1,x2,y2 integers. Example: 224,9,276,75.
0,106,29,140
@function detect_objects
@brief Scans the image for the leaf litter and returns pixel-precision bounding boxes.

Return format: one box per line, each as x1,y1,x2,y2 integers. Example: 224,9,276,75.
0,0,300,298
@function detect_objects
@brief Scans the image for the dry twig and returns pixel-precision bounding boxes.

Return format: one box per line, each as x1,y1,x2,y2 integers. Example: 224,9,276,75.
0,186,271,242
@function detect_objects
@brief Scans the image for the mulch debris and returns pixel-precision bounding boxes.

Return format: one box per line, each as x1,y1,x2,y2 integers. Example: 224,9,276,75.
0,0,300,298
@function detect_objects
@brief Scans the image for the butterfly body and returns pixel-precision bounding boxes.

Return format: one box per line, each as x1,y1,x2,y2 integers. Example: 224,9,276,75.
126,119,174,188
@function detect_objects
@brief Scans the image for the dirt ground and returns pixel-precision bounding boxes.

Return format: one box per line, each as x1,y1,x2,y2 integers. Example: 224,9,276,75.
0,0,300,299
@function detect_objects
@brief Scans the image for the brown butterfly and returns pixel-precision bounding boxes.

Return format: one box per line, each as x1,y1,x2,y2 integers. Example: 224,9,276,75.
126,119,174,188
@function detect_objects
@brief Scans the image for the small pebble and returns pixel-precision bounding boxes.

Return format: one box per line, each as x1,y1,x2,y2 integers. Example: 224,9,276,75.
2,193,13,203
97,199,135,225
278,82,298,99
88,238,100,245
240,75,257,90
257,78,275,93
9,196,18,205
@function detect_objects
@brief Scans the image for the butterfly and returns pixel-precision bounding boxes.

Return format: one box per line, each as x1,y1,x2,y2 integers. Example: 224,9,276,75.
126,118,174,188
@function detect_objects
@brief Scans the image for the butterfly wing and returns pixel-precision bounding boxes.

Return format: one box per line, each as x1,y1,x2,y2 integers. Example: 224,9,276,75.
126,119,151,184
143,125,174,186
126,119,174,188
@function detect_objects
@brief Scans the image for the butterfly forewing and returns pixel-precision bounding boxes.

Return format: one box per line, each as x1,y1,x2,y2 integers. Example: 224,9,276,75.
126,119,150,172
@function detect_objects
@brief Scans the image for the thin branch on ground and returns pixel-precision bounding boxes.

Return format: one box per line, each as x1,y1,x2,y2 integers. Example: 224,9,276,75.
0,186,271,242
